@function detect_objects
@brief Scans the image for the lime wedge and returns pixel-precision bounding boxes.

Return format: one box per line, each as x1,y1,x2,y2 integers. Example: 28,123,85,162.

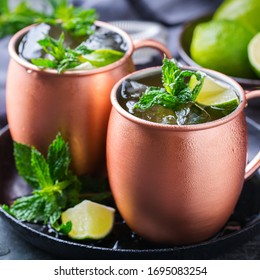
61,200,115,240
83,49,124,67
190,74,239,109
248,32,260,78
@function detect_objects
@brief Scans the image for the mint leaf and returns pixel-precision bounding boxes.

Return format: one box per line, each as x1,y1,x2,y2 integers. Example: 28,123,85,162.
31,33,124,73
14,142,39,189
31,58,57,69
0,0,97,39
37,33,66,61
8,194,44,222
0,0,9,14
7,133,111,235
162,57,180,94
8,133,82,229
134,87,177,111
133,58,205,112
8,191,62,224
48,0,67,10
1,204,11,214
31,148,53,188
52,220,72,234
54,4,97,37
31,33,83,73
0,1,46,39
47,133,70,183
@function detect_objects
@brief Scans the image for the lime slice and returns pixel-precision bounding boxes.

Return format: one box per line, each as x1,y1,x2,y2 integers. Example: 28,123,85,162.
248,32,260,78
190,74,239,108
83,49,124,67
73,61,95,70
61,200,115,240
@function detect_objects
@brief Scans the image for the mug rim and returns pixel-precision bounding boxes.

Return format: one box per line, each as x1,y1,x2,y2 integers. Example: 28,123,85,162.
110,66,246,131
8,20,134,76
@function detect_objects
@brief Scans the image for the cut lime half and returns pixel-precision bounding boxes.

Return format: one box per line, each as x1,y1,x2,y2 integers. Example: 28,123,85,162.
190,74,239,109
61,200,115,240
248,32,260,78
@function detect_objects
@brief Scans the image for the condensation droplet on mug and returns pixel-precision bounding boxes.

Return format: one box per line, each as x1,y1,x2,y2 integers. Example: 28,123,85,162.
26,69,32,74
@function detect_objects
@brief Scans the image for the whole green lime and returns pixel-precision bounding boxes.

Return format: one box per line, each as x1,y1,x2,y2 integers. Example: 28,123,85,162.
214,0,260,33
190,19,256,78
248,32,260,78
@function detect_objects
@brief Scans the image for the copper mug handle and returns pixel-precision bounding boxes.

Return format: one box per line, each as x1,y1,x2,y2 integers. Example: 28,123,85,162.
245,90,260,179
133,39,172,59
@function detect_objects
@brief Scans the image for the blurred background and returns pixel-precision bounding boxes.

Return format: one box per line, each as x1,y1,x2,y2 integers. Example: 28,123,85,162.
64,0,223,57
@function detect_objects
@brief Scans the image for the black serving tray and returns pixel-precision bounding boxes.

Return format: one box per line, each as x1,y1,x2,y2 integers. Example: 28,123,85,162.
0,125,260,260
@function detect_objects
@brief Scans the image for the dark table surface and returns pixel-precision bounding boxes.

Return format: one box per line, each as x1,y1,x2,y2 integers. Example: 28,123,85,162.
1,0,260,260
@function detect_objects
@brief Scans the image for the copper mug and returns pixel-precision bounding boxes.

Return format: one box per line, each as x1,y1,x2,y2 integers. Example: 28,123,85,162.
107,66,260,245
6,21,171,176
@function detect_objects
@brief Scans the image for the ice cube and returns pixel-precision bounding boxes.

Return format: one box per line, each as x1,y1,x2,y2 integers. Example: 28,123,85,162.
175,103,210,125
135,105,177,125
18,23,89,62
121,80,148,99
119,80,147,114
18,23,51,61
121,80,148,113
84,27,127,52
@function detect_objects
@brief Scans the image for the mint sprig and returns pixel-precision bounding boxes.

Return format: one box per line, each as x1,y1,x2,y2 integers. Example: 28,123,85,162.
51,0,97,37
31,33,124,73
0,0,97,39
134,57,205,111
4,133,81,227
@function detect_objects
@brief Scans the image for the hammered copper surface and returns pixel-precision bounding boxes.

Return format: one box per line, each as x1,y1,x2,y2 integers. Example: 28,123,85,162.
107,67,260,245
6,21,171,176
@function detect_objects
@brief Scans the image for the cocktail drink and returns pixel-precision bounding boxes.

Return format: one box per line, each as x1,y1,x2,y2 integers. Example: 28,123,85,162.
107,58,260,245
18,22,127,72
6,19,170,176
119,58,239,125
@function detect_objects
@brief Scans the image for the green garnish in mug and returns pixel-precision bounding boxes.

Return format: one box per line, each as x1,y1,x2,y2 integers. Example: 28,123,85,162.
31,33,124,73
121,57,239,125
133,57,205,111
